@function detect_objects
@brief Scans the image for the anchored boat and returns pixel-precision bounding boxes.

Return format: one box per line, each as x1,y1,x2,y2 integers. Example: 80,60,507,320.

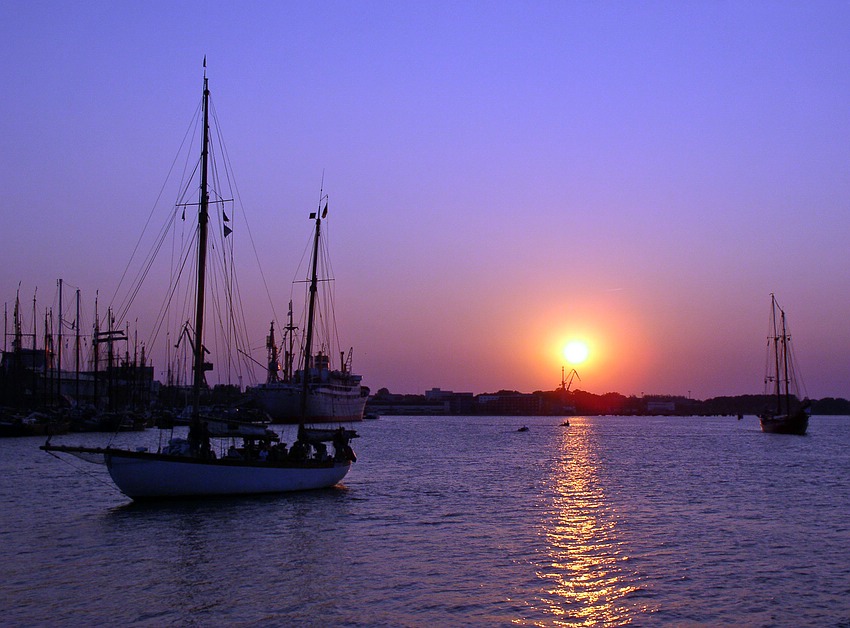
249,201,368,423
757,294,810,435
42,66,358,498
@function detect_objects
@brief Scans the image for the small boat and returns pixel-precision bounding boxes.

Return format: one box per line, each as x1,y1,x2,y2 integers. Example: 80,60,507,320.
517,426,529,432
41,66,359,498
757,294,810,435
560,420,570,427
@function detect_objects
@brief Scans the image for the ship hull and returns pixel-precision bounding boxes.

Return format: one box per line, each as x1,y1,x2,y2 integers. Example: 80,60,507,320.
43,445,351,499
106,452,350,498
251,383,367,423
758,411,809,435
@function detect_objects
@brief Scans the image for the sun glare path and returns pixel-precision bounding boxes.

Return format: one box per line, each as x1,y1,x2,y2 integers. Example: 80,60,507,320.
564,341,589,365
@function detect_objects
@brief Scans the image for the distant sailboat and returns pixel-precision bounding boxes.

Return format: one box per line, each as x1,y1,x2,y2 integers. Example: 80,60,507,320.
249,202,368,424
757,294,809,435
42,67,358,498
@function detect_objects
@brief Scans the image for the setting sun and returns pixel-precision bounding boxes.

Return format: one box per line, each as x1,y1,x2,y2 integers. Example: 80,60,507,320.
564,340,590,365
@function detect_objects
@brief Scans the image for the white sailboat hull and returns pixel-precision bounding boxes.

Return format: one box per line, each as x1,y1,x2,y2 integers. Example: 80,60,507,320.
252,383,367,423
104,452,351,498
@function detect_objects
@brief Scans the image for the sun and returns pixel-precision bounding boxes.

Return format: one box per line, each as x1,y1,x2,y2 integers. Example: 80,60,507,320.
564,340,589,365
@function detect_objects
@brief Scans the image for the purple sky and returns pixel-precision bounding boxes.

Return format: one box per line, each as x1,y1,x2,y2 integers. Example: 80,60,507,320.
3,1,850,399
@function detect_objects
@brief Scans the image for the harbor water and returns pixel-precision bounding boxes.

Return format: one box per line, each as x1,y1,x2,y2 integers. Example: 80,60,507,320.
2,415,849,626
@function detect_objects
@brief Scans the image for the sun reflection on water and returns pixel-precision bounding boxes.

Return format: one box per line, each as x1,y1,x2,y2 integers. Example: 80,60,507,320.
524,420,656,626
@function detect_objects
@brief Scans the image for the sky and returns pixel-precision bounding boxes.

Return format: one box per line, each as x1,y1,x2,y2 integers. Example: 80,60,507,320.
2,1,850,400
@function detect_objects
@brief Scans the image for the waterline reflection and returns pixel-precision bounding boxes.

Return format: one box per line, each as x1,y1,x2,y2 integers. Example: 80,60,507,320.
529,420,655,625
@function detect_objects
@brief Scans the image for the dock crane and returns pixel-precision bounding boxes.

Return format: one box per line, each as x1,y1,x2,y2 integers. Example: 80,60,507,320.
558,367,580,425
560,366,580,392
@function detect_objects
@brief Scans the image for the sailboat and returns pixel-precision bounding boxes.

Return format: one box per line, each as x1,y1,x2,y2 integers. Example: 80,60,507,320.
249,203,368,423
41,68,358,498
758,294,810,435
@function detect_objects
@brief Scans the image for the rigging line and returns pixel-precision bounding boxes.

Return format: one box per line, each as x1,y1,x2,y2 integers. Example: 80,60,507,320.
285,226,316,372
318,232,343,359
207,232,231,384
109,98,203,311
113,109,203,325
238,348,265,370
218,247,253,384
114,207,181,325
224,250,248,384
231,270,257,383
168,153,201,330
206,222,246,386
205,224,224,362
313,232,340,362
112,153,200,323
169,264,198,359
175,159,203,208
222,236,255,387
294,231,313,289
763,336,772,388
44,450,123,493
787,327,808,399
118,173,203,349
204,108,248,383
213,222,233,384
213,199,258,383
210,98,281,335
147,231,197,349
166,195,179,372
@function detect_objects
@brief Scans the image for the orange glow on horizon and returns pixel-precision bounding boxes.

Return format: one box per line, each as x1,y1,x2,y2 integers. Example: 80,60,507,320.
526,295,659,395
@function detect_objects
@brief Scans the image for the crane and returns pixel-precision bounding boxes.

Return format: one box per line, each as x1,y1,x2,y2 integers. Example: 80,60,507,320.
560,366,581,392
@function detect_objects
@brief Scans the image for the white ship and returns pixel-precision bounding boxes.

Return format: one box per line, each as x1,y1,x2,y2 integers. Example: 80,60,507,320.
250,204,368,423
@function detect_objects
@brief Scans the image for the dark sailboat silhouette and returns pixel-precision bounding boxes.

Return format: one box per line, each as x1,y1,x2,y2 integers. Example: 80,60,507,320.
42,66,357,498
758,294,809,435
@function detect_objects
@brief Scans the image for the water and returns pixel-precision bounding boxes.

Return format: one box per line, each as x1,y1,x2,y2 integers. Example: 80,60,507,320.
2,415,849,626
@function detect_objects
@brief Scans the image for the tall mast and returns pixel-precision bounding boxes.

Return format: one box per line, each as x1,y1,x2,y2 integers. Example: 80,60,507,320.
75,289,80,403
44,308,50,402
192,69,211,421
266,321,279,384
300,200,325,421
771,295,781,411
93,293,99,407
13,287,21,354
57,279,62,401
781,306,791,414
107,308,114,411
32,290,37,351
285,300,296,381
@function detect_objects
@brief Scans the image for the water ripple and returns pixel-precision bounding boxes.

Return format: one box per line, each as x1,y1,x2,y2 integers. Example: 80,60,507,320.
2,417,850,625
